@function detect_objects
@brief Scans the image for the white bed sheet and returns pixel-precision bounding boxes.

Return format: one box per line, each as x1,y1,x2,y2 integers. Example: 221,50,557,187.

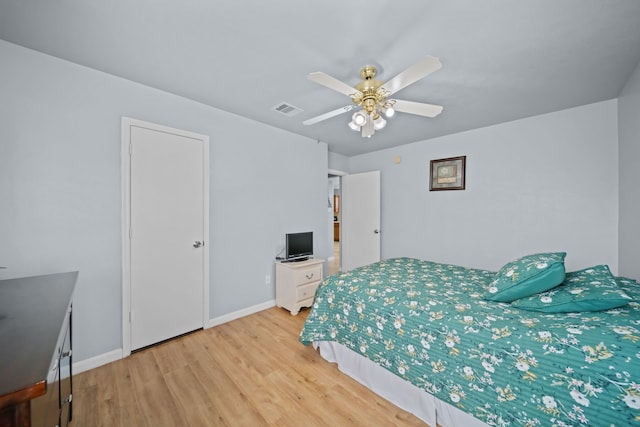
315,341,490,427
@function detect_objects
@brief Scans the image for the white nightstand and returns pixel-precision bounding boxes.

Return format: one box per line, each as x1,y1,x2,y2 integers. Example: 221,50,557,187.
275,258,324,315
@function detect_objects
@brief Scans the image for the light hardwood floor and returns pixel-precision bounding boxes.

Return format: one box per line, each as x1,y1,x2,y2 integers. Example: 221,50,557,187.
327,241,340,276
73,306,427,426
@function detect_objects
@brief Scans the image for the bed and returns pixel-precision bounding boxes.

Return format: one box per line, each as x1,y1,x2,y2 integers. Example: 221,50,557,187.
299,255,640,426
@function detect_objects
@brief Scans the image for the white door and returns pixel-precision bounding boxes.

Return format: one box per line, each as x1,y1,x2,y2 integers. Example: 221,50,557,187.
341,171,381,271
122,118,209,353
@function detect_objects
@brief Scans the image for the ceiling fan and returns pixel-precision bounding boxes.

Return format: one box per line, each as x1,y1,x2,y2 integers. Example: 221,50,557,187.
303,56,444,138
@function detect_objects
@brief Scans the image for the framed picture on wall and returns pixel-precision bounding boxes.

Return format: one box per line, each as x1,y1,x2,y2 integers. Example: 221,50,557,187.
429,156,466,191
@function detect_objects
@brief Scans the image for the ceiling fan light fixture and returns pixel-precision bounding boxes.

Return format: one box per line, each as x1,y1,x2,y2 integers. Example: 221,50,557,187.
373,115,386,130
352,111,367,126
348,120,360,131
384,107,395,118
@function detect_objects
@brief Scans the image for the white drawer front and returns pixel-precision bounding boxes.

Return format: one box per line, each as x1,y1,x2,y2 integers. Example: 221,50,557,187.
297,282,320,302
295,264,322,286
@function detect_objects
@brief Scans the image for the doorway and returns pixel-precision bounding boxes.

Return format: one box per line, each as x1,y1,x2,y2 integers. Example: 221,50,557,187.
122,118,210,355
328,174,341,275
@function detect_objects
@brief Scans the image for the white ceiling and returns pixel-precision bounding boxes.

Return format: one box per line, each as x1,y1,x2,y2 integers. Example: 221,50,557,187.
2,1,640,156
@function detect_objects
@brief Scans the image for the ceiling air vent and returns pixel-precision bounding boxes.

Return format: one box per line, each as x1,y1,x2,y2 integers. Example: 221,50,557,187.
272,102,303,117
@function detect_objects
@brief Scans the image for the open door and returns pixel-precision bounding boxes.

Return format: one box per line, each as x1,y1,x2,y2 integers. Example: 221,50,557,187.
341,171,381,271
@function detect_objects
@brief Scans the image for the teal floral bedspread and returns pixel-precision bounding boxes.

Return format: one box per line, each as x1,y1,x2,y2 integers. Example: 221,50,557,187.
299,258,640,426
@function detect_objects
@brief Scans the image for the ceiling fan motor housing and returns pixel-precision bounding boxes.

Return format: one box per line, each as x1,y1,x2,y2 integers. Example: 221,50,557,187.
354,66,385,115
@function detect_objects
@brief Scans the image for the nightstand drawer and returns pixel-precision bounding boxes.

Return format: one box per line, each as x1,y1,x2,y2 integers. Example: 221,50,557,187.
297,282,319,302
295,264,322,286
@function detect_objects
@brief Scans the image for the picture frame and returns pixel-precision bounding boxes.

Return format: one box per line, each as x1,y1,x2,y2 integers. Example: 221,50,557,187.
429,156,466,191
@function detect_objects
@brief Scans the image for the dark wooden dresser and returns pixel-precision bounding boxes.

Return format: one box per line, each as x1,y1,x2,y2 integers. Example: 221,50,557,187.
0,272,77,427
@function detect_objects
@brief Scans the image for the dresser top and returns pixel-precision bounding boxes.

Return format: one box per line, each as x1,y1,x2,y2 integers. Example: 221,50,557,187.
0,271,78,397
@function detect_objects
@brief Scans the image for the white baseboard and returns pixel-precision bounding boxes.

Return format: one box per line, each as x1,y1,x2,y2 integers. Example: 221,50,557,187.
73,348,123,374
71,300,277,374
206,299,276,328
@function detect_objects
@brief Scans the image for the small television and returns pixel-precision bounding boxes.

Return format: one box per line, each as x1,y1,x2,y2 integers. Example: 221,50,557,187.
285,231,313,262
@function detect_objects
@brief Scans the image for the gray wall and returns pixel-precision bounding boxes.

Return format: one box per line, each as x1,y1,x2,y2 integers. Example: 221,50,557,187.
328,151,349,173
349,100,619,274
618,60,640,280
0,40,329,362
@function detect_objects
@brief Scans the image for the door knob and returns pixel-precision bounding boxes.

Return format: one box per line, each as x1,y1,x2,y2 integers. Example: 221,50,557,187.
193,241,204,248
374,229,380,234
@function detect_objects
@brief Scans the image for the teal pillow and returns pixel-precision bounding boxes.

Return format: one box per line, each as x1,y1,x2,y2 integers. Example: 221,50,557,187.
511,265,633,312
484,252,566,302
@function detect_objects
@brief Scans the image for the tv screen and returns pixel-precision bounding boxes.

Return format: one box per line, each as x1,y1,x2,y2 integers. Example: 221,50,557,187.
285,232,313,261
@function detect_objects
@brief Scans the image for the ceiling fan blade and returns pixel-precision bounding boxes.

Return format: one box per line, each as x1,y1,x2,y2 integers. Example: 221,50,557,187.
379,56,442,96
302,105,357,125
308,72,362,97
392,99,443,117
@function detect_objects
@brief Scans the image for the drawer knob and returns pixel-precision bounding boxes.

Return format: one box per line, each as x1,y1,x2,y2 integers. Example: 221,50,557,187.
305,273,314,279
